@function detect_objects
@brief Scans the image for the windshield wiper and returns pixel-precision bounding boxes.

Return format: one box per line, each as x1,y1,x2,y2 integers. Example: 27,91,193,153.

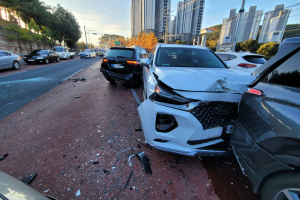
117,56,126,58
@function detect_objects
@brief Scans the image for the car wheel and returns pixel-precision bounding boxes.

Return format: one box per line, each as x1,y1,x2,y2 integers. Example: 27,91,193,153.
71,56,74,59
12,61,20,70
89,54,91,58
44,58,49,64
56,57,60,62
66,56,69,60
262,172,300,200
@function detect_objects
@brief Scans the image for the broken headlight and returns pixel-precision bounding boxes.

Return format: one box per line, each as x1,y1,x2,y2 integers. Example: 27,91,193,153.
149,82,192,105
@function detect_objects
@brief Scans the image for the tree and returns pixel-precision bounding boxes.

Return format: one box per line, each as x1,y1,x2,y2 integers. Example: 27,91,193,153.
76,41,94,50
257,42,279,58
241,39,261,53
235,42,244,52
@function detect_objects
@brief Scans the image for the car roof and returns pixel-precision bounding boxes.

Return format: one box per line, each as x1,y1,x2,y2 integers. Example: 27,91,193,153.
157,44,208,50
282,37,300,44
215,51,263,56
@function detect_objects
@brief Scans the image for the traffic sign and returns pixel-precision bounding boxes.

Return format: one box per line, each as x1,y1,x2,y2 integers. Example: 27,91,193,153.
114,41,120,45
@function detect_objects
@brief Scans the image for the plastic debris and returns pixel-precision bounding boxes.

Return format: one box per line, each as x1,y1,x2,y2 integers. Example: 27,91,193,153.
135,128,143,132
22,173,36,185
136,140,152,149
98,130,101,133
44,189,49,193
74,96,81,98
128,152,152,175
76,190,81,197
121,170,133,191
93,161,99,165
103,169,110,174
0,154,8,161
118,105,124,109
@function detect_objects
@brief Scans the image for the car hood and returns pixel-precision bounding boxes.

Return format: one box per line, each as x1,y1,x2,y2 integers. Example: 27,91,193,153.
154,67,256,93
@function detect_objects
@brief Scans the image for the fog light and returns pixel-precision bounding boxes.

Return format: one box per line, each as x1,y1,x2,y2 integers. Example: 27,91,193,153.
156,113,178,132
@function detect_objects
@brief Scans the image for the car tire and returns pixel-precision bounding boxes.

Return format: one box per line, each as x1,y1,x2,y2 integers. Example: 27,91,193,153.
56,57,60,62
262,172,300,200
66,56,69,60
12,61,20,70
71,56,74,59
44,58,49,64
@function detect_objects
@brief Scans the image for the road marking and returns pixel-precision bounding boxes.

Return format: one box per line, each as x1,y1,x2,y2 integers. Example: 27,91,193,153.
60,69,83,83
0,70,28,78
131,88,141,106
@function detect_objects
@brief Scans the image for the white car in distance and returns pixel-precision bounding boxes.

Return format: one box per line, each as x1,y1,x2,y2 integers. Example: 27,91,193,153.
138,44,255,157
80,49,97,58
52,46,71,60
215,52,266,74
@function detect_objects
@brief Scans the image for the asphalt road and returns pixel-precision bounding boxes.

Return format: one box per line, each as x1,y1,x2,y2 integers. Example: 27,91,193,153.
0,57,100,119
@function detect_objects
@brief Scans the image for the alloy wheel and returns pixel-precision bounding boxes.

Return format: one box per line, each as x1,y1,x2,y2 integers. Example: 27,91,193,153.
275,188,300,200
45,58,49,64
13,61,20,69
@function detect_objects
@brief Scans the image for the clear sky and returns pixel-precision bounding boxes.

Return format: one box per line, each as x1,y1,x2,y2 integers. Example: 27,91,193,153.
42,0,300,44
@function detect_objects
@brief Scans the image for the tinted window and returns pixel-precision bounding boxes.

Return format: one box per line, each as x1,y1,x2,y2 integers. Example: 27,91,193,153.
261,51,300,88
243,56,266,64
0,52,8,56
155,47,226,68
229,55,237,60
105,49,134,58
30,50,49,54
216,54,229,61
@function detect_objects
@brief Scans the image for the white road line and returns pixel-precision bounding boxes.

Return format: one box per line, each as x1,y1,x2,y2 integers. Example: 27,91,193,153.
0,70,28,78
131,88,141,106
60,69,83,83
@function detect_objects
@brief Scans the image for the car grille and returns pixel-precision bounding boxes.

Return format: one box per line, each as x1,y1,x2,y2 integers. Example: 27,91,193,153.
190,101,238,130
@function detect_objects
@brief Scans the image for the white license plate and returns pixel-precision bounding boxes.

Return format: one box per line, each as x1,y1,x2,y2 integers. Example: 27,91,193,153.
28,59,35,61
112,64,124,68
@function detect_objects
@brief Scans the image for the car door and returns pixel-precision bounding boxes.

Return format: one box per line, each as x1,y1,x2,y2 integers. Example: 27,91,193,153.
0,52,12,69
231,50,300,191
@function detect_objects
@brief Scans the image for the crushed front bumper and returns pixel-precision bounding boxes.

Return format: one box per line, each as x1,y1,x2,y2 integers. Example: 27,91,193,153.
100,68,134,84
138,99,233,157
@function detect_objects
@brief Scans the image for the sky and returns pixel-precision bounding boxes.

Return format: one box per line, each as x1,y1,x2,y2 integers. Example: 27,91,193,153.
42,0,300,44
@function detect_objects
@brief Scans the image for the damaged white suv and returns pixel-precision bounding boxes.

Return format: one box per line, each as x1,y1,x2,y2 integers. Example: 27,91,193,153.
138,44,255,156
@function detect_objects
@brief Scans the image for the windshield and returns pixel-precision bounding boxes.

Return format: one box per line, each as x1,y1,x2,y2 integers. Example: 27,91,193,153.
54,47,64,52
30,50,49,54
83,49,90,52
155,47,226,68
105,49,134,58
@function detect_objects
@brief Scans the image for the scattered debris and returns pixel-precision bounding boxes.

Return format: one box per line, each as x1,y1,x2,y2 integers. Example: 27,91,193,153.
22,173,36,185
44,189,49,193
76,190,81,197
63,155,66,157
112,167,116,169
166,181,172,185
137,144,141,148
80,77,86,82
135,128,143,132
128,152,152,175
98,130,101,133
95,170,100,172
121,170,133,191
60,172,65,174
136,140,152,149
72,78,80,82
93,161,99,165
72,77,86,82
164,190,167,194
0,154,8,161
74,96,81,98
103,169,110,174
118,105,124,109
170,165,175,168
245,185,248,188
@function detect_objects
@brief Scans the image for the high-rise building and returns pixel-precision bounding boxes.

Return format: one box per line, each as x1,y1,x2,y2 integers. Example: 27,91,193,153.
131,0,142,37
175,0,205,44
218,6,262,48
155,0,171,40
170,18,176,42
258,5,291,43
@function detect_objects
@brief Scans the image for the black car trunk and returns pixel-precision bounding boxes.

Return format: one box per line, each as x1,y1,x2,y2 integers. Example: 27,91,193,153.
102,57,139,75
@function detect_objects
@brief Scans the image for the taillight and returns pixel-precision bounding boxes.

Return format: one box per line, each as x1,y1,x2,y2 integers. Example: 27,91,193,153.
247,88,262,95
238,63,257,68
103,59,108,62
127,61,139,65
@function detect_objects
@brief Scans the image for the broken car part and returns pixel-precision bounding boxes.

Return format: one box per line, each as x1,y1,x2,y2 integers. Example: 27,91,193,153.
103,169,110,174
22,173,37,185
138,44,255,156
0,153,8,160
121,170,133,191
128,152,152,175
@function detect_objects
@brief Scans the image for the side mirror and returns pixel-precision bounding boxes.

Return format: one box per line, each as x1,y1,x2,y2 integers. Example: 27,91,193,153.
224,61,231,68
140,58,150,66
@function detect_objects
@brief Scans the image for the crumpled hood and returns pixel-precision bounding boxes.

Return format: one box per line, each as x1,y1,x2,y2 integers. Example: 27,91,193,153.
154,67,256,93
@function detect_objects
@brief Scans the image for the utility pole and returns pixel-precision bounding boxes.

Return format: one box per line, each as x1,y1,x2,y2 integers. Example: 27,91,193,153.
84,25,88,49
232,0,245,52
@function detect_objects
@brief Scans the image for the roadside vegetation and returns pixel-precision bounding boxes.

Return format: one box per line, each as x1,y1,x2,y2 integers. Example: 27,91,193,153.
0,0,81,51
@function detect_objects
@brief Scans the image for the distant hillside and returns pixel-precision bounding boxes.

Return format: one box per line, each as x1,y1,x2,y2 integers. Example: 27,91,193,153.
202,23,300,48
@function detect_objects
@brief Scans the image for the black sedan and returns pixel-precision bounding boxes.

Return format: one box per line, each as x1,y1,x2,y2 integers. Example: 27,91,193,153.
24,50,60,64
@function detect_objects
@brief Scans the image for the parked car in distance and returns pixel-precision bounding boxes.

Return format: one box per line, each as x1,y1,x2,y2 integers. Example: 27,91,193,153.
100,46,148,87
52,46,71,60
0,171,57,200
137,44,255,156
215,52,266,74
80,49,97,58
231,37,300,200
0,50,22,70
24,50,60,64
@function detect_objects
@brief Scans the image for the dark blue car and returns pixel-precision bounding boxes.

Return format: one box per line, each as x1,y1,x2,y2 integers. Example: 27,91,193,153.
231,37,300,200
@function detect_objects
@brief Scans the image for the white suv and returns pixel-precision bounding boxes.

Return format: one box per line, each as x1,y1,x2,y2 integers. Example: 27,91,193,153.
215,52,266,74
53,46,71,60
138,44,255,156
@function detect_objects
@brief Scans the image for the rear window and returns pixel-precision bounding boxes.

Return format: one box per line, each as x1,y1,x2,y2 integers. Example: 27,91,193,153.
243,56,266,64
216,54,229,61
54,47,65,52
31,50,49,54
105,49,134,58
155,47,226,68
